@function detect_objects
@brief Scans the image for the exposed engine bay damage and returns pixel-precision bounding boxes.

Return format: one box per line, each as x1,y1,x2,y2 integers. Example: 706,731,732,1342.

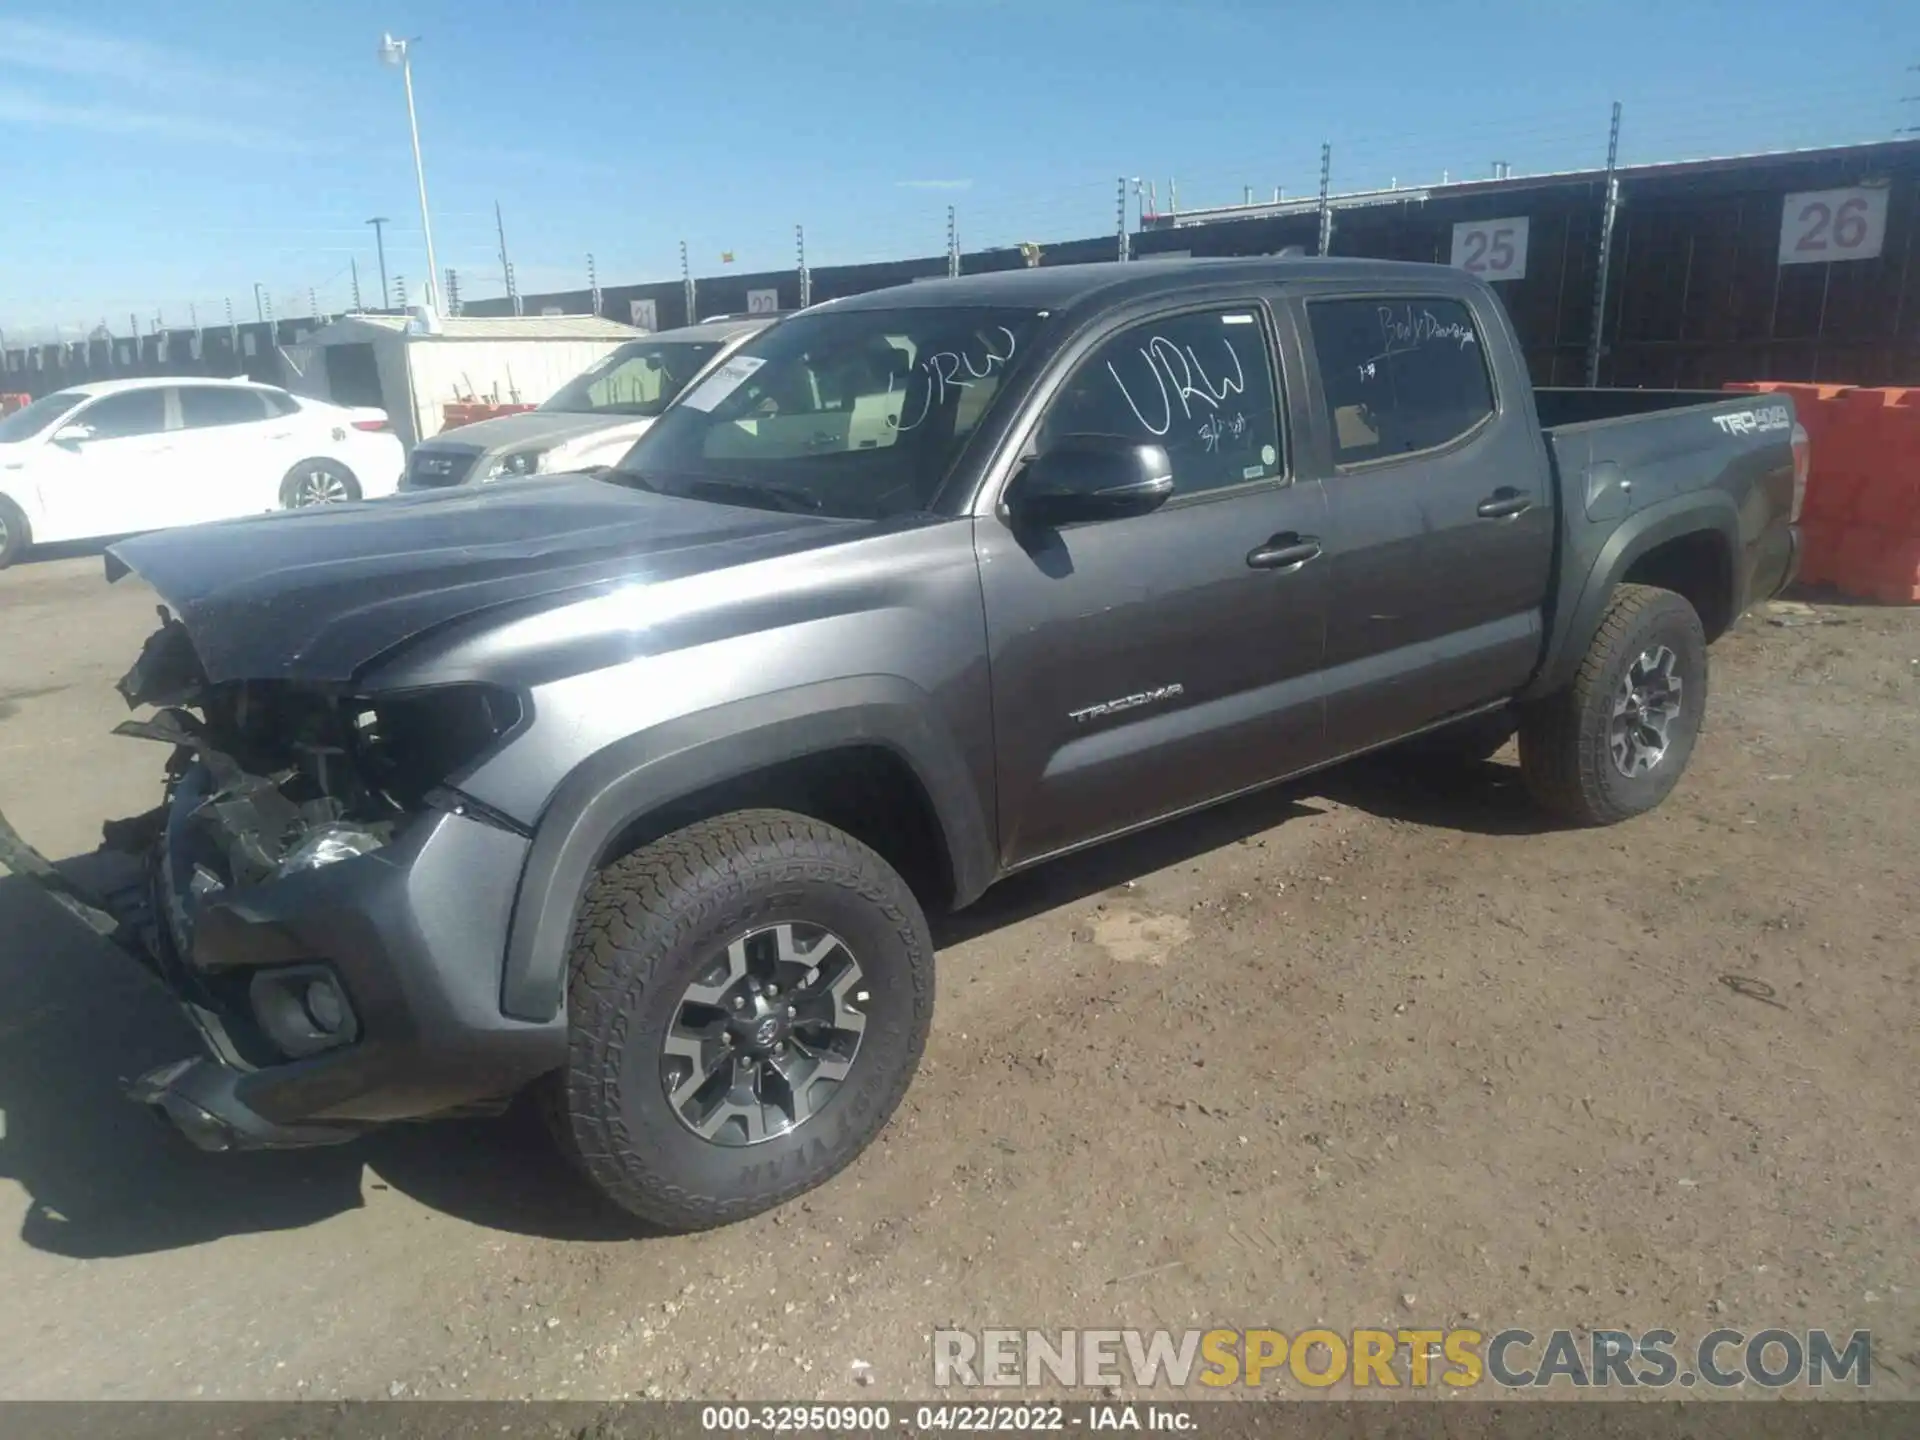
113,611,523,919
2,606,523,981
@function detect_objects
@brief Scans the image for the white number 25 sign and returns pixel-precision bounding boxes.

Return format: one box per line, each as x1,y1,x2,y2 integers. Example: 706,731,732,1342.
1778,187,1888,266
1450,217,1529,281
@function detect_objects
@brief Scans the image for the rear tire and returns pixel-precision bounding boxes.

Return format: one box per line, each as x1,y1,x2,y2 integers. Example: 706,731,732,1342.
280,460,360,508
1518,584,1707,826
552,809,934,1232
0,496,30,569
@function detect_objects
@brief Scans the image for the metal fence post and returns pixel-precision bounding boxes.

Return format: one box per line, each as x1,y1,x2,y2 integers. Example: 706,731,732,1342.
1585,101,1624,387
1317,144,1334,256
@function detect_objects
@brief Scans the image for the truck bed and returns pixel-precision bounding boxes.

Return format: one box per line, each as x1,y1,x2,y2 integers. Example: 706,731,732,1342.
1522,385,1800,702
1532,387,1734,430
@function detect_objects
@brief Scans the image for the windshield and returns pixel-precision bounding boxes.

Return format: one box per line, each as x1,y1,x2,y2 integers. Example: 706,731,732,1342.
541,339,725,417
611,306,1041,519
0,391,88,443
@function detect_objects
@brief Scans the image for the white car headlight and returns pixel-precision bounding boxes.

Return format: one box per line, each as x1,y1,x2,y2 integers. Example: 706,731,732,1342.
481,447,550,482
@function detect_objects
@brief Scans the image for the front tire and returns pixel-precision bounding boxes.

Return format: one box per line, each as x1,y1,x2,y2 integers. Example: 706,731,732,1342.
0,496,29,569
1518,584,1707,826
553,810,934,1232
280,460,361,509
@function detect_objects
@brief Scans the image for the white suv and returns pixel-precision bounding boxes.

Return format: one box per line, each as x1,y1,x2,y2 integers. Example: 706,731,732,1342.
400,316,772,491
0,377,403,568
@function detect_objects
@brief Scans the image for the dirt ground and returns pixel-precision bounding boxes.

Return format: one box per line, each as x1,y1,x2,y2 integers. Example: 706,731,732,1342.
0,551,1913,1405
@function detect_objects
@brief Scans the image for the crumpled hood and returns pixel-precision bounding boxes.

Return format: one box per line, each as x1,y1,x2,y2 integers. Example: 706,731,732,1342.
104,475,850,685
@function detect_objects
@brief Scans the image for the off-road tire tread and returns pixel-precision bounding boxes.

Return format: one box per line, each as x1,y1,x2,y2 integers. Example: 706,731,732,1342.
1518,583,1706,826
556,809,933,1232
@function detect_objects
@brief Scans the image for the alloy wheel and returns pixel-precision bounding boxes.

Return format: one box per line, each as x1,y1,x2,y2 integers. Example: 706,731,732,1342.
292,470,352,506
658,922,869,1146
1609,644,1683,777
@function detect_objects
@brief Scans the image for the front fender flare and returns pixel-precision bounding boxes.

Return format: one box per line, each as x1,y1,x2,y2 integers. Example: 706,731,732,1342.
1522,492,1741,702
499,675,994,1022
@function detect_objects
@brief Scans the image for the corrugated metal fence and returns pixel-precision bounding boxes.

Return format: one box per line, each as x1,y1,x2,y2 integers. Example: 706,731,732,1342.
7,140,1917,398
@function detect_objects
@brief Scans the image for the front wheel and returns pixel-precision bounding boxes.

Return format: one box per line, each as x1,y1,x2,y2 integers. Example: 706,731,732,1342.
552,810,934,1232
280,460,361,509
1518,583,1708,826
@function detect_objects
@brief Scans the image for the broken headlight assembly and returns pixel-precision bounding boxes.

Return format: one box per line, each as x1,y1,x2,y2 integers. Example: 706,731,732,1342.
274,822,390,878
122,675,524,897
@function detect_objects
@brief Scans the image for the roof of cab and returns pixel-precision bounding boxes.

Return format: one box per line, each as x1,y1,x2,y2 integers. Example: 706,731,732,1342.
815,256,1469,315
637,316,773,343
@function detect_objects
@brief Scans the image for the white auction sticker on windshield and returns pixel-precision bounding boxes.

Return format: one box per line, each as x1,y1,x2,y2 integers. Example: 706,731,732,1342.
678,355,766,412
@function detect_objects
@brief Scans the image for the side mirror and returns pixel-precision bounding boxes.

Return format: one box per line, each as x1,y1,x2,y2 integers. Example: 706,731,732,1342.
51,424,90,448
1006,434,1174,527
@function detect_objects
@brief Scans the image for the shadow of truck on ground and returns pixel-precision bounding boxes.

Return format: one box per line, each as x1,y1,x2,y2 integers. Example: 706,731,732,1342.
0,746,1553,1258
0,871,637,1260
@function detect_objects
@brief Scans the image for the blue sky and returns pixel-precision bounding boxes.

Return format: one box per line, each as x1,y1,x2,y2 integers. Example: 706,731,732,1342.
0,0,1911,337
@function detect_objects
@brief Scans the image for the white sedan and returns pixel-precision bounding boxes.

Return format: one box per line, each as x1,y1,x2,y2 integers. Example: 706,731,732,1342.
0,376,404,567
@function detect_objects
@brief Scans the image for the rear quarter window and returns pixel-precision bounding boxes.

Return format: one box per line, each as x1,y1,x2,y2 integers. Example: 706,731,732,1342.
1307,297,1495,464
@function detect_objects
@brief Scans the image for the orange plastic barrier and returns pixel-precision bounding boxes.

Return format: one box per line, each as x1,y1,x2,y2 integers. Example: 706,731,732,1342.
1724,383,1920,603
440,401,536,431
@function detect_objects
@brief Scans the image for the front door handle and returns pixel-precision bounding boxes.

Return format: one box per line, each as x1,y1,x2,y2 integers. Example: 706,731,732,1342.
1247,533,1323,571
1477,487,1533,520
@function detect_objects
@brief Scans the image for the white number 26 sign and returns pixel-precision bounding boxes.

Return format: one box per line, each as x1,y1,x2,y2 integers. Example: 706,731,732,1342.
1778,187,1888,265
1450,217,1529,281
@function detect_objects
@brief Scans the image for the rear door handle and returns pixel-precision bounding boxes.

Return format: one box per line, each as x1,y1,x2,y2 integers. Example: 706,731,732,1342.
1477,487,1533,519
1247,533,1323,571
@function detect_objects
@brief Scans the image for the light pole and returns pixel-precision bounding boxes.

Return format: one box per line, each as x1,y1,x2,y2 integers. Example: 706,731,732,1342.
366,216,392,309
379,33,439,312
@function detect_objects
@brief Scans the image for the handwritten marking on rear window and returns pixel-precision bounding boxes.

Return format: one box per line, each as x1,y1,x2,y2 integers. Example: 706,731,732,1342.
1359,304,1477,379
893,327,1018,431
1107,335,1248,437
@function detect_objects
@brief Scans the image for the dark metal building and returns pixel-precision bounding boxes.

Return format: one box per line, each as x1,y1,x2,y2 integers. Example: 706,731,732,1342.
1139,139,1920,387
467,137,1918,392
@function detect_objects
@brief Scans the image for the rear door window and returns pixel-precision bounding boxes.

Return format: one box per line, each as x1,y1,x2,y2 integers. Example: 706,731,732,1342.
1306,298,1495,464
179,386,271,429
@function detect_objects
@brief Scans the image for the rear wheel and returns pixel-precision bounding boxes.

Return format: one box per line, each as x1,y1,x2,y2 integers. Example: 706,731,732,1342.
280,461,360,509
0,496,28,569
1518,584,1707,825
551,809,934,1232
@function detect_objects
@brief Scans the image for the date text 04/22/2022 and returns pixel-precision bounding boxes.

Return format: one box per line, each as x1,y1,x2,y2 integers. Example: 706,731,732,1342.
699,1404,1196,1432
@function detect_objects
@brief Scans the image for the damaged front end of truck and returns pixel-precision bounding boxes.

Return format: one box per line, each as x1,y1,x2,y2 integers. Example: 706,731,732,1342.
2,600,558,1152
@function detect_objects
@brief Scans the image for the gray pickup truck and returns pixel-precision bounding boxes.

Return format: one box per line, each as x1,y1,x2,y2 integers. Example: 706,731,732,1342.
10,257,1804,1232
